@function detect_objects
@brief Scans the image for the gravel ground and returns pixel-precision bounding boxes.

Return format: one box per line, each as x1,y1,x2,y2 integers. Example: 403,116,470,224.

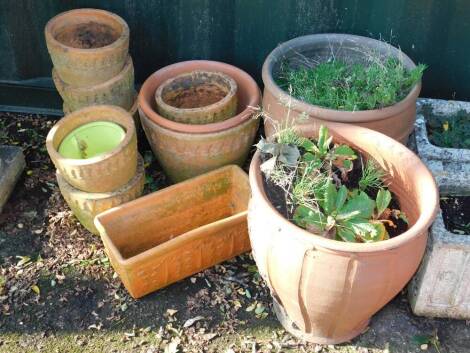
0,112,469,353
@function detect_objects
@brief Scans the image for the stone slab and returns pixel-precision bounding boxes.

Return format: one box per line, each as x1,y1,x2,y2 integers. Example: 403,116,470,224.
0,146,25,213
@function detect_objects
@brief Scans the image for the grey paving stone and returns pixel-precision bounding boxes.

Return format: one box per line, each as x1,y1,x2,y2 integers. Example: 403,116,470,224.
0,145,25,213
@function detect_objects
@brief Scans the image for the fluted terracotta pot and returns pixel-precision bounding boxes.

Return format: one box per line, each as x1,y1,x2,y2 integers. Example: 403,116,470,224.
45,8,129,87
138,60,260,182
53,56,135,111
262,34,421,143
248,122,438,344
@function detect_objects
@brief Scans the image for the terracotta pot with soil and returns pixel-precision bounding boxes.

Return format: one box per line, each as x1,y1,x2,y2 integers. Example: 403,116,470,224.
46,105,137,193
58,154,145,235
94,165,251,298
45,8,129,87
248,122,438,344
155,70,238,124
53,56,135,112
262,33,423,143
138,60,260,182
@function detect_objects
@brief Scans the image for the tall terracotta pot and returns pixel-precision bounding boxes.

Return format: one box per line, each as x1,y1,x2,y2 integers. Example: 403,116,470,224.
262,34,421,143
138,60,261,182
248,122,438,344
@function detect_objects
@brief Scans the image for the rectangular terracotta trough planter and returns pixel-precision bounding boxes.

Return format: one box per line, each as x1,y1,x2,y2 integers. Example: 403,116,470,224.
94,165,251,298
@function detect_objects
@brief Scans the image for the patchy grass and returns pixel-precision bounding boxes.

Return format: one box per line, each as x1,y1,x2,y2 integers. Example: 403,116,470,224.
277,58,425,111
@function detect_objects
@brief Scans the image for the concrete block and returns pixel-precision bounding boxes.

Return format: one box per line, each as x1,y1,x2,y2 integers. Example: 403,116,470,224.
0,146,25,213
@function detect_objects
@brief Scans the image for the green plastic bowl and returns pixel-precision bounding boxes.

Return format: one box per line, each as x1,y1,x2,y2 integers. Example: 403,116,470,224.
58,121,126,159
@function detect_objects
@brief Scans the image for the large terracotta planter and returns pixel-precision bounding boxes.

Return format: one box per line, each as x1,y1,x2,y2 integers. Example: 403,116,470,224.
94,165,251,298
45,8,129,87
58,155,145,235
138,60,260,182
262,34,421,143
53,56,135,112
155,70,238,124
46,105,137,193
248,122,438,344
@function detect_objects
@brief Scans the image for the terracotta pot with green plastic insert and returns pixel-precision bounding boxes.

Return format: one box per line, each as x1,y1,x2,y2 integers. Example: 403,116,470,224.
94,165,251,298
138,60,260,182
45,8,129,87
248,122,438,344
58,155,145,235
53,55,135,112
46,105,137,193
262,33,422,143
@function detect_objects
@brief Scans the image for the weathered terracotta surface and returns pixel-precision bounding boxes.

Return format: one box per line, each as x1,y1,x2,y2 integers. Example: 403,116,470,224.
155,70,238,124
45,8,129,87
248,122,439,344
139,60,261,182
46,105,137,193
58,155,144,235
140,113,258,182
94,165,251,298
262,34,421,143
53,56,135,111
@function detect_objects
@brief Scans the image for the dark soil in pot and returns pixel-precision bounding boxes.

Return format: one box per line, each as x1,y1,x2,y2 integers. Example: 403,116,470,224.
260,148,408,239
440,196,470,234
55,21,119,49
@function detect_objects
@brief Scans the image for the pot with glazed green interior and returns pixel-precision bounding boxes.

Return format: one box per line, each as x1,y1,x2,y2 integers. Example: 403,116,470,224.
262,33,425,143
46,105,137,193
247,120,438,344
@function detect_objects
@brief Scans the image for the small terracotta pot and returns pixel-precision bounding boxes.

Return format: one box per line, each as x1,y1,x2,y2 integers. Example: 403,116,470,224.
262,34,421,143
46,105,137,193
248,122,438,344
155,70,238,124
58,154,144,235
138,60,261,182
53,56,135,111
45,8,129,87
94,165,251,298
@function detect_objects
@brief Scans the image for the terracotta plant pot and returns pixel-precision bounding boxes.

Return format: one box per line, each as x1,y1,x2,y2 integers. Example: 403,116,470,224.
262,33,421,143
155,70,238,124
45,8,129,87
138,60,260,182
53,56,135,112
46,105,137,193
94,165,251,298
58,155,144,235
248,122,438,344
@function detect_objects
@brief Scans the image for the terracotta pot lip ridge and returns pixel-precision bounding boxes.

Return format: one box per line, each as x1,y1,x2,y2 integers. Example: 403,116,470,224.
45,8,129,54
155,70,237,114
249,124,439,253
46,105,135,166
94,165,248,264
262,33,421,122
138,60,261,134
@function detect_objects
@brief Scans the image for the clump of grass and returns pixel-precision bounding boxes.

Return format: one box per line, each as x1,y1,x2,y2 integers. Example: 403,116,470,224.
358,159,386,191
277,58,426,111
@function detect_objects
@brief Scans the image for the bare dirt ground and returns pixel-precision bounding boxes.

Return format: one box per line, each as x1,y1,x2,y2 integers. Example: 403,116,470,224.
0,112,469,353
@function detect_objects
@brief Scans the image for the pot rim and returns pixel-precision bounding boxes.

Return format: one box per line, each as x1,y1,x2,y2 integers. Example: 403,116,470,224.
138,60,261,134
154,70,238,116
46,105,136,167
45,8,129,54
249,123,439,253
262,33,422,122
